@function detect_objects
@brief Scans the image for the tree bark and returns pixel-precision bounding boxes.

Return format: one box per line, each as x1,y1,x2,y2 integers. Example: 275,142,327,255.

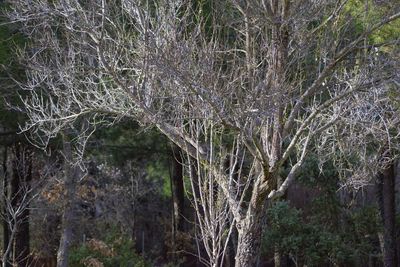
57,206,75,267
376,163,397,267
235,210,264,267
274,176,288,267
56,140,78,267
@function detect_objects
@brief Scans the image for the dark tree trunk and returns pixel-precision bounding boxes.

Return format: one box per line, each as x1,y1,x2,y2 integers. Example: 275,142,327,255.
10,144,32,267
170,144,185,265
223,222,238,267
171,145,185,232
376,163,397,267
2,146,11,267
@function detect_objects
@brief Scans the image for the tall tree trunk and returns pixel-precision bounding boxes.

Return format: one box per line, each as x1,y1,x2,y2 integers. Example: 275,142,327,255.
235,178,269,267
2,146,11,267
234,169,283,267
10,144,31,267
274,177,288,267
171,144,185,233
57,205,75,267
376,163,397,267
170,144,185,265
235,209,264,267
57,140,78,267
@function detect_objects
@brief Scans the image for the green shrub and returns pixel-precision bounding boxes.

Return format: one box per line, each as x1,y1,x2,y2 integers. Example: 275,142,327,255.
262,201,381,266
263,201,350,266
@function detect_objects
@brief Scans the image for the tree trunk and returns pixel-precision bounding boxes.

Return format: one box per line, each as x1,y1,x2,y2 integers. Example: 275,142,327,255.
235,209,264,267
170,144,185,265
57,140,78,267
376,163,397,267
171,144,185,232
57,206,75,267
10,144,31,267
2,146,11,267
274,177,288,267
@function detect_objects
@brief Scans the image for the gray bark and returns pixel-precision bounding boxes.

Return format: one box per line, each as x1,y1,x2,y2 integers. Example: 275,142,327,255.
56,140,79,267
235,210,264,267
57,206,75,267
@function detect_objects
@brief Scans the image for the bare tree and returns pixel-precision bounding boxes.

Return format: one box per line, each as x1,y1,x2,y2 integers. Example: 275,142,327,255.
6,0,400,266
